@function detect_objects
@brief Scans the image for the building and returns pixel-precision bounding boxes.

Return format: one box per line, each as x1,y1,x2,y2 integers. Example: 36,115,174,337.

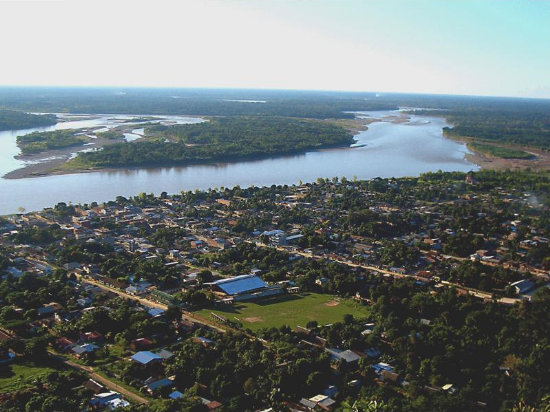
511,279,535,294
325,348,361,366
206,274,283,302
144,377,174,395
131,351,162,366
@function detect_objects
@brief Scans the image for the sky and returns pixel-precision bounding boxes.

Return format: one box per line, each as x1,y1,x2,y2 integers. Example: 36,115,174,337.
0,0,549,98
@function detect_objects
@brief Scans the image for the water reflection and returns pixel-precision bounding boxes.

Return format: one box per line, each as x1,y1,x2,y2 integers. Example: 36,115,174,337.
0,111,477,214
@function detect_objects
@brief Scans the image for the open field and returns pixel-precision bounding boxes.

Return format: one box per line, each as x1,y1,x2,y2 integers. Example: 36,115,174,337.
0,360,61,393
196,292,371,331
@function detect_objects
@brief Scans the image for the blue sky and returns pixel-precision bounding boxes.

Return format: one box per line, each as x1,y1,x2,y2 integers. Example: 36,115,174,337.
0,0,549,97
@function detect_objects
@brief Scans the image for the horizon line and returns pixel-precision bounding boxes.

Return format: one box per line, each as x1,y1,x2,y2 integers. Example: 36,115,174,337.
0,84,549,101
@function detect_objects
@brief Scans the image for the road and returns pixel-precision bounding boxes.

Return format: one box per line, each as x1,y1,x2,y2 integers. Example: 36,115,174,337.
253,241,521,305
49,352,149,405
75,274,267,342
75,274,229,333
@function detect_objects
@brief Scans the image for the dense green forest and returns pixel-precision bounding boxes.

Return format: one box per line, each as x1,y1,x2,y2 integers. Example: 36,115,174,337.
0,88,397,119
16,129,87,154
442,108,550,149
405,98,550,149
0,109,56,131
69,116,354,168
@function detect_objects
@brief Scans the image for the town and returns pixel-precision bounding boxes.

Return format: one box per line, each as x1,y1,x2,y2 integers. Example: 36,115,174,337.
1,169,549,411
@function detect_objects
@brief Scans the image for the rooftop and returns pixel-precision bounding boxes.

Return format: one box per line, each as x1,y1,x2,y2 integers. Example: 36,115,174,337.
209,274,268,295
131,350,162,365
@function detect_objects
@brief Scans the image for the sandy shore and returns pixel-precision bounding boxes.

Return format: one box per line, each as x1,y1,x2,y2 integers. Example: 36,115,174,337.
447,135,550,171
3,135,123,179
465,146,550,171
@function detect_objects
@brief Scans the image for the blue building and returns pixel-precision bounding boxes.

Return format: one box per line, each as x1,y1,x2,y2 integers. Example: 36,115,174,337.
207,275,283,301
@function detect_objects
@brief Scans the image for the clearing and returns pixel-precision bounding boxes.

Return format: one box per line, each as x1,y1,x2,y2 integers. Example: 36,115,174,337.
196,292,370,332
0,360,61,393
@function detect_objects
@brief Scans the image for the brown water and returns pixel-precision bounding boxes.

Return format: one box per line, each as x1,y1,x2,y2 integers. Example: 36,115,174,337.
0,111,477,215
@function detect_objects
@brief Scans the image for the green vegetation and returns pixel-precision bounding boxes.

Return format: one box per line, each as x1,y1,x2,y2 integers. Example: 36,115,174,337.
0,87,397,119
0,361,60,393
0,109,56,131
96,130,124,140
468,142,534,159
16,129,87,154
2,169,550,411
196,293,370,331
69,116,354,168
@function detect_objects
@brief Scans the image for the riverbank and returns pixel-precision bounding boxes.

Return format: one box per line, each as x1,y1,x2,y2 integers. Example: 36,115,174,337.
449,135,550,171
4,134,124,179
5,116,357,179
2,111,438,180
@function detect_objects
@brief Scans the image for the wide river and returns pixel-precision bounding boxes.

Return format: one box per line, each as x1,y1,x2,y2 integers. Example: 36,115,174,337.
0,111,477,215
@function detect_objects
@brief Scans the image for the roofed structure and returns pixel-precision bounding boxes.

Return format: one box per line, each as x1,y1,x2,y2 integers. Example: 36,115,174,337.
206,274,283,301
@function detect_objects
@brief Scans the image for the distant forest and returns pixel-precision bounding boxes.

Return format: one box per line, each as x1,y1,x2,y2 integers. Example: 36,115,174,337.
16,129,86,154
0,109,56,131
403,98,550,150
1,87,549,148
69,116,354,168
0,88,397,119
440,105,550,149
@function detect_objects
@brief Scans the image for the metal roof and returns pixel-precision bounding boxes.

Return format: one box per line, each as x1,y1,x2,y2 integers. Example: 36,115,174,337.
131,351,162,365
211,275,268,295
146,378,173,391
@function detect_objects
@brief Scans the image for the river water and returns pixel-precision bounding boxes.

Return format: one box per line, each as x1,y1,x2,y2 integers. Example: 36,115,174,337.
0,111,477,215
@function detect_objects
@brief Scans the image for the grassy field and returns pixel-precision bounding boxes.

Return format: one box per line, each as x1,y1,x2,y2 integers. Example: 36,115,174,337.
196,292,371,331
0,360,60,393
468,142,534,159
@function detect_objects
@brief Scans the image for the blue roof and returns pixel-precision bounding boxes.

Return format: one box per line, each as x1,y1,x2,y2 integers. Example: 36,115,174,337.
169,391,184,400
146,378,173,391
196,337,216,344
148,308,165,317
212,275,268,295
131,351,162,365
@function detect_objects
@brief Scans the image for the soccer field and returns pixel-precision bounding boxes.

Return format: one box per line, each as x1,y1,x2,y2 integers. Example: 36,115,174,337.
196,292,371,331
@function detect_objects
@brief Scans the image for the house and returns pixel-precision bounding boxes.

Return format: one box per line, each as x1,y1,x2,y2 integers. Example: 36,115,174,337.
54,337,76,352
126,284,148,295
147,308,165,318
131,351,162,366
323,385,339,398
130,338,154,350
79,331,104,343
84,379,105,394
510,279,535,294
169,391,185,400
72,343,99,358
381,369,401,383
107,398,130,410
37,302,62,317
200,398,222,410
90,391,121,408
193,336,216,347
442,383,459,395
307,394,336,411
326,348,361,366
144,377,174,395
371,362,395,378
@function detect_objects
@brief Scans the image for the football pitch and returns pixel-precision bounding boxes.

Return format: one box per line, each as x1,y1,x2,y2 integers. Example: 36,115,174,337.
196,292,371,331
